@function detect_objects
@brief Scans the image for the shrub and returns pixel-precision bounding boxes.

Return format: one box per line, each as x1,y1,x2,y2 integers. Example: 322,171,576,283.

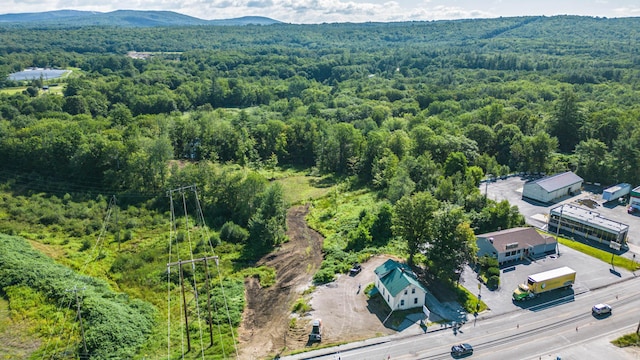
478,255,498,269
80,238,93,251
291,298,311,314
313,268,335,284
487,267,500,277
487,275,500,289
219,221,249,244
39,212,63,225
110,253,144,273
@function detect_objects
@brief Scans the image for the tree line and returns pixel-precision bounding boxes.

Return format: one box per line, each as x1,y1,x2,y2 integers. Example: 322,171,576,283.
1,16,640,357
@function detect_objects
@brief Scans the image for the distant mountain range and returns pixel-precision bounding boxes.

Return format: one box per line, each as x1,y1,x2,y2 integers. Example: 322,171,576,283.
0,10,282,27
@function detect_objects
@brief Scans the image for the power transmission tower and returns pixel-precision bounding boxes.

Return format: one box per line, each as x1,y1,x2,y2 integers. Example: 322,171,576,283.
166,184,223,356
167,256,218,352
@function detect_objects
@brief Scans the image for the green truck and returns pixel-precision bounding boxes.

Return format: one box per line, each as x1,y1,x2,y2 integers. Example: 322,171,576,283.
512,266,576,301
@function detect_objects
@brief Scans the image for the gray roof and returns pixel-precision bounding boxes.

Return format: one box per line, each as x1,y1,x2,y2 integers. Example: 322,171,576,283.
529,171,583,192
550,204,629,234
477,227,555,253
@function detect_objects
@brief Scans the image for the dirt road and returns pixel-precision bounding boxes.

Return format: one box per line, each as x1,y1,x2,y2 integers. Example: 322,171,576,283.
238,205,398,359
238,204,324,359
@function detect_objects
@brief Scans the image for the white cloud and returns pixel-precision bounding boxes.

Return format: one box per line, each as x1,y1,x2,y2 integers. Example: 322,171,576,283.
612,7,640,16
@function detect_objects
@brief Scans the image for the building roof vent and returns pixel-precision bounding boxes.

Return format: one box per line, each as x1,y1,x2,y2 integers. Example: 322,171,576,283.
489,237,494,244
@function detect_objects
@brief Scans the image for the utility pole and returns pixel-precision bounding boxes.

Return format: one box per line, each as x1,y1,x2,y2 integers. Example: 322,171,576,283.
203,257,214,347
113,195,120,252
66,286,88,357
554,205,563,255
178,261,191,353
167,255,219,354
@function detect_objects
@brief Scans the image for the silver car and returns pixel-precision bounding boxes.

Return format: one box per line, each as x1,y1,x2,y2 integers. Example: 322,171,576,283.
592,303,612,315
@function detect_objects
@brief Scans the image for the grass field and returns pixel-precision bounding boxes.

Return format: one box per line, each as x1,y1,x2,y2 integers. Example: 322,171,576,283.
274,173,337,205
557,236,639,272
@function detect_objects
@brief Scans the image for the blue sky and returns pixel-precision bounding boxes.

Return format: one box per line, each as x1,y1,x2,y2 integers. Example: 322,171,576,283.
4,0,640,24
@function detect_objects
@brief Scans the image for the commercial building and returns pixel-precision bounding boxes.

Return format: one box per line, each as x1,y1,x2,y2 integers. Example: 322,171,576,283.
374,259,428,311
522,171,583,203
476,227,557,265
548,204,629,248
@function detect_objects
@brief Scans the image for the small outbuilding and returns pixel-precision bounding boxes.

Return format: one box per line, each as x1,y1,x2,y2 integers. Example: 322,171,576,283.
374,259,428,311
476,227,557,265
522,171,583,203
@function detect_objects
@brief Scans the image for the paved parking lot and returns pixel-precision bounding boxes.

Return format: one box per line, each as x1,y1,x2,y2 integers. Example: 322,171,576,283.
460,243,635,318
462,175,640,318
481,175,640,248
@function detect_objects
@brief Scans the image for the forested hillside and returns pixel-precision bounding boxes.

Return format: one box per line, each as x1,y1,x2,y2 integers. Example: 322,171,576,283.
1,16,640,359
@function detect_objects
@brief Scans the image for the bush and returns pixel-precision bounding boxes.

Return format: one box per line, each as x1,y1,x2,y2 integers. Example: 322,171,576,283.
39,212,64,225
220,221,249,244
291,298,311,314
478,255,499,269
313,268,335,284
80,238,93,251
110,253,144,273
487,267,500,277
487,275,500,289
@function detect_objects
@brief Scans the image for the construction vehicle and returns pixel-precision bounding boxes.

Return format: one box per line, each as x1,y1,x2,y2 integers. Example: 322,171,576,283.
309,319,322,342
512,267,576,301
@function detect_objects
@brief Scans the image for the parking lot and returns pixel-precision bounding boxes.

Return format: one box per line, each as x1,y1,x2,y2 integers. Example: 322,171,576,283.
461,175,639,317
481,175,640,248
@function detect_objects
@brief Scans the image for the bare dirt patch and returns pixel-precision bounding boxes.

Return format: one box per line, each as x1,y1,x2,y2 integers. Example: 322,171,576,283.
306,255,400,344
238,207,415,359
238,204,324,359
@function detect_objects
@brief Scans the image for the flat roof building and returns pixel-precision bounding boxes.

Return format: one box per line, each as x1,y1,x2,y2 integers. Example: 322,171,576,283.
548,203,628,248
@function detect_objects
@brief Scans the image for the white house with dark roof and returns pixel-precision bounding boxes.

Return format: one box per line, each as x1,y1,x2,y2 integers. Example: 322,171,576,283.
374,259,428,311
476,227,557,264
522,171,583,203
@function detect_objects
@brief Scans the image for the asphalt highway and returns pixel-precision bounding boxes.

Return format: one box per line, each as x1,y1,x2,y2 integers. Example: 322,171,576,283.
283,275,640,360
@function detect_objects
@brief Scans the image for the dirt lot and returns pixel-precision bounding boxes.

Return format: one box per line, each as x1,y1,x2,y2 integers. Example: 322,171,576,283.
307,255,398,343
237,205,399,360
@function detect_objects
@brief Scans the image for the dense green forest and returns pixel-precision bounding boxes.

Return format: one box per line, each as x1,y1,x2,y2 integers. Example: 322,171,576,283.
1,15,640,359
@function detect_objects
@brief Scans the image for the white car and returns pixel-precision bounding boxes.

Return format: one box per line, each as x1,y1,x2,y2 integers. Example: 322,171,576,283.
592,303,612,315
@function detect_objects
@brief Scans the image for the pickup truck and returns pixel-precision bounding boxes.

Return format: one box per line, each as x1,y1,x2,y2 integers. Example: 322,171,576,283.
349,263,362,275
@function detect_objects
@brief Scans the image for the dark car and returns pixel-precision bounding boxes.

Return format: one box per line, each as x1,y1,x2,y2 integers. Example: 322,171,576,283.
349,263,362,275
451,343,473,357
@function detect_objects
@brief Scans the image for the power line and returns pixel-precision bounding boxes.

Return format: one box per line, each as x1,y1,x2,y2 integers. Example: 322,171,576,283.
65,286,88,357
166,185,238,359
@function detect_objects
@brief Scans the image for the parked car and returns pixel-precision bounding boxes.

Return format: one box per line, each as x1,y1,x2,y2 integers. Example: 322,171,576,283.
592,303,612,315
349,263,362,275
451,343,473,357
